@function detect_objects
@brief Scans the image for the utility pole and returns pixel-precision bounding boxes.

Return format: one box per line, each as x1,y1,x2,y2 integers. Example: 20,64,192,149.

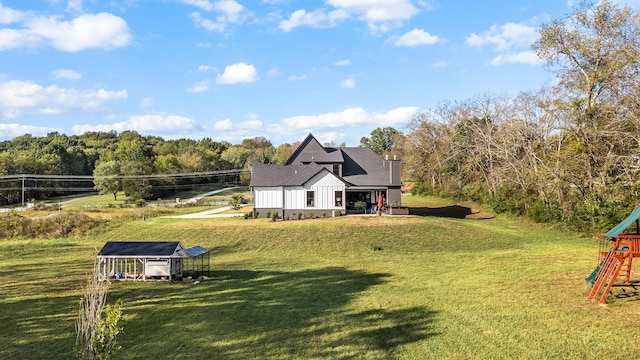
21,175,25,210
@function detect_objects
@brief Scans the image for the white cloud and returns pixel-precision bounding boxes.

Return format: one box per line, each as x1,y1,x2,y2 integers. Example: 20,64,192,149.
266,68,281,78
333,59,351,66
0,80,127,118
52,69,82,80
187,0,250,32
282,106,419,130
66,0,84,13
213,117,264,141
216,62,258,84
287,74,307,81
430,60,447,68
279,0,421,34
189,12,225,31
140,97,154,109
466,22,538,51
340,77,355,88
394,28,440,46
72,114,201,136
491,51,541,66
0,11,133,52
214,0,246,23
466,21,540,66
0,3,26,24
198,65,214,72
327,0,420,34
187,79,211,93
0,123,63,140
214,118,233,130
181,0,215,11
279,8,349,32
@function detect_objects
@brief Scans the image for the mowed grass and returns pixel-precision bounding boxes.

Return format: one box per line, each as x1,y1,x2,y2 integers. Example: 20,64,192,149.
1,197,639,359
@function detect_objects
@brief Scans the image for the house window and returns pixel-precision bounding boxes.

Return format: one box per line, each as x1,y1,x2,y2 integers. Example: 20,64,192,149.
307,191,315,207
335,191,343,207
333,164,340,176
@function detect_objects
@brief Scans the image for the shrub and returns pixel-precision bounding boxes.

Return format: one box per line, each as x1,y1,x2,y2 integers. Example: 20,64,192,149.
270,212,278,222
228,194,244,210
266,211,272,219
527,201,562,223
335,210,342,217
0,212,104,239
297,212,303,220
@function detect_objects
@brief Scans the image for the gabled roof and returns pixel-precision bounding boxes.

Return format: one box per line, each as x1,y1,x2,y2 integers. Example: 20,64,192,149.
98,241,183,257
251,133,400,188
250,163,345,187
285,134,344,165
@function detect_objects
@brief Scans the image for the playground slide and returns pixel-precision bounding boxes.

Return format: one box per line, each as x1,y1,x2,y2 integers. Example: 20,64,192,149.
585,264,601,287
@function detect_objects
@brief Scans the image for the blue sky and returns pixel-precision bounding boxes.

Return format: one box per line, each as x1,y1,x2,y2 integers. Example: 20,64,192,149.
0,0,637,146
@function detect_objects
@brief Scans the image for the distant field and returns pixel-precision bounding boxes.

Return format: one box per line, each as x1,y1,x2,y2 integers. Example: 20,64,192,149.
1,195,638,359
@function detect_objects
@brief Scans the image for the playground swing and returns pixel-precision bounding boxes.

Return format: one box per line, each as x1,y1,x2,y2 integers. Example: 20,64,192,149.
585,205,640,304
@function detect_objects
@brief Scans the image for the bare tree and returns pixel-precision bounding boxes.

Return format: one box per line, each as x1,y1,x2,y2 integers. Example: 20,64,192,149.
76,258,123,360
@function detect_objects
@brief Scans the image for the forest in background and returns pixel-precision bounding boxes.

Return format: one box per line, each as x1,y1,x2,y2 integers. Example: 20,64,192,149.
0,1,638,234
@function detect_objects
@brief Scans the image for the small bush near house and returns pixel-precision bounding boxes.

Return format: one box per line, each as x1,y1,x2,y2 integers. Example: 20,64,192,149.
228,194,244,210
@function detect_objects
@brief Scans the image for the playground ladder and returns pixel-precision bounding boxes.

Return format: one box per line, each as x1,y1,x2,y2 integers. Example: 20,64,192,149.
587,247,630,304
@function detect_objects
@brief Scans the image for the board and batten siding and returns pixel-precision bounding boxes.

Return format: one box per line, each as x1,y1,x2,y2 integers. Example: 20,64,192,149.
285,170,345,210
253,186,283,208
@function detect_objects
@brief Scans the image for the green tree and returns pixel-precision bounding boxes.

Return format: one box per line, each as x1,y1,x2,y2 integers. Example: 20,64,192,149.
360,127,402,156
271,143,294,164
532,0,640,214
93,161,122,200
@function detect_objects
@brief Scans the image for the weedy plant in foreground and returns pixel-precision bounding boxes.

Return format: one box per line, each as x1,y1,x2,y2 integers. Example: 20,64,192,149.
76,259,123,360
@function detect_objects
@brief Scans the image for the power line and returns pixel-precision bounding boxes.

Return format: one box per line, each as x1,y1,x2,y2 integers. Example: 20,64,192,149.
0,168,248,181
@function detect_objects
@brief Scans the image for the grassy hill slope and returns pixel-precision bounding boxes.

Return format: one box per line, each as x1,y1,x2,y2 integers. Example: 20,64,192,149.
1,197,638,359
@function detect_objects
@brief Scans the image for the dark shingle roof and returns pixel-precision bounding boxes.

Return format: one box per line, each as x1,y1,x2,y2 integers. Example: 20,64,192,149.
98,241,182,257
285,134,344,165
340,147,394,186
250,164,343,187
252,134,400,188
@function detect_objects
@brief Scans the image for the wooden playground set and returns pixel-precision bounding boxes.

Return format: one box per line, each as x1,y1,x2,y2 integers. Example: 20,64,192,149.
585,206,640,304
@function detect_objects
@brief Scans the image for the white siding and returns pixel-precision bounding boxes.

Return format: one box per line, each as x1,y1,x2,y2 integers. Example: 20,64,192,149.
284,186,305,209
253,187,283,208
284,170,345,210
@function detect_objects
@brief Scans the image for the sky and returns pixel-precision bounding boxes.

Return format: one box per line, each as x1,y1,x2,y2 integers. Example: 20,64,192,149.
0,0,638,146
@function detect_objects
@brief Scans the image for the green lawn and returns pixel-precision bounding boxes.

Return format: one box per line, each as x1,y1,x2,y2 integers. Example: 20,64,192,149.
1,196,638,359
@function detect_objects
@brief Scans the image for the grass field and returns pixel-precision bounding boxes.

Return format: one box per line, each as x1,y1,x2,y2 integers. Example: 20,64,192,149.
1,195,639,359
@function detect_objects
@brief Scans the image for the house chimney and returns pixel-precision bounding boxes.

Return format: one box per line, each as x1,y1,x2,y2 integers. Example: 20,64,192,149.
389,157,401,185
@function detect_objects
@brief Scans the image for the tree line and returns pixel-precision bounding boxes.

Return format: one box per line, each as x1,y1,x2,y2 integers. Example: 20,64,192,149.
0,130,296,205
397,0,640,233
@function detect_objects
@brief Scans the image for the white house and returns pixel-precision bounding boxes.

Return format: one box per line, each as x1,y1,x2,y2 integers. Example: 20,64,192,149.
250,134,402,218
